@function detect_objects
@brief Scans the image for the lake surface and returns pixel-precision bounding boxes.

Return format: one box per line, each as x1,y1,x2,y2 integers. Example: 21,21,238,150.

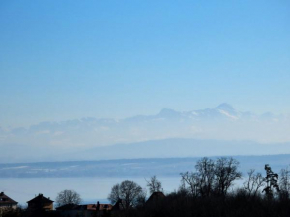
0,177,181,206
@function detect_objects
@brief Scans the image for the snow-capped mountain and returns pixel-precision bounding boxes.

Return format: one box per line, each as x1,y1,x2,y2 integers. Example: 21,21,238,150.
126,103,280,122
186,103,241,120
0,103,289,163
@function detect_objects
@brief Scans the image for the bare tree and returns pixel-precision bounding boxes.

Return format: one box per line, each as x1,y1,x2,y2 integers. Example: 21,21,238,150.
180,172,200,197
279,167,290,199
146,176,163,194
55,189,81,207
214,157,242,196
243,169,265,197
108,180,146,209
180,157,241,197
195,157,215,197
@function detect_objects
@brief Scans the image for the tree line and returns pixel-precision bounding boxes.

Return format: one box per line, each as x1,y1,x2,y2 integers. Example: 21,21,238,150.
106,157,290,217
2,157,290,217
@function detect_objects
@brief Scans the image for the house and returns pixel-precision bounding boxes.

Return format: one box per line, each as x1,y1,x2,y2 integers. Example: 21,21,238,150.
90,201,112,211
56,201,112,217
55,203,77,211
56,202,112,211
0,192,18,210
146,191,165,204
27,193,54,211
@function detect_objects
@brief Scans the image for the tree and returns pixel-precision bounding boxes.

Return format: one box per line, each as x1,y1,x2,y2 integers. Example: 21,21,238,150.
279,167,290,199
108,180,146,209
180,157,242,197
180,171,200,197
146,176,163,194
55,189,81,207
214,157,242,196
195,157,215,197
262,164,280,199
243,169,265,197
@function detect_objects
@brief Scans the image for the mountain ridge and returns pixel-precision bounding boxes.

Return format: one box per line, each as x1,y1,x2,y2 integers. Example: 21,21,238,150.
0,104,289,163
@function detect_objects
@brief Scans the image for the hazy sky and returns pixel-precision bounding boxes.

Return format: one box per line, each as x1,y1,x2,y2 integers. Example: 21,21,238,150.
0,0,289,127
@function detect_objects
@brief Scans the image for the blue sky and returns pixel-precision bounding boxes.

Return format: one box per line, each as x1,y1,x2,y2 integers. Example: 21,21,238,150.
0,0,290,127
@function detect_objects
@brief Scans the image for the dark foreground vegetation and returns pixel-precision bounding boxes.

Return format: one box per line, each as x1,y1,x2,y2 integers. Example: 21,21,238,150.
123,193,290,217
108,157,290,217
2,157,290,217
2,195,290,217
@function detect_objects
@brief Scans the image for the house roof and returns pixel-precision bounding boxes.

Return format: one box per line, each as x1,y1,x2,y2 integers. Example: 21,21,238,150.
27,193,54,203
0,192,18,205
56,203,79,210
146,192,165,203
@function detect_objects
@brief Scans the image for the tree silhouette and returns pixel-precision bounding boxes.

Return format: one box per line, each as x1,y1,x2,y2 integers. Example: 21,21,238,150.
279,167,290,199
262,164,280,199
195,157,215,197
108,180,146,210
214,157,242,196
146,176,163,194
181,157,242,197
243,169,265,198
55,189,81,207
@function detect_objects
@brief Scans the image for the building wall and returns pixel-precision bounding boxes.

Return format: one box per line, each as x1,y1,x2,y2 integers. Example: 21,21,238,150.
28,202,53,211
43,202,53,211
0,204,17,210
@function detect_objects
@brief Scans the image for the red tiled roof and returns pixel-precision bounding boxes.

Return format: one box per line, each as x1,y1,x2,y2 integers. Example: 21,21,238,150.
27,193,54,203
0,192,18,205
56,203,78,210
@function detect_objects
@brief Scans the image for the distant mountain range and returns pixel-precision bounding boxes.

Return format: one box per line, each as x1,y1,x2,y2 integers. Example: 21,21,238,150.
124,103,284,122
0,104,289,163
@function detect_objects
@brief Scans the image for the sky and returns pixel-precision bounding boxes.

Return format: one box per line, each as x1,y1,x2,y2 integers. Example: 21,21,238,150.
0,0,290,128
